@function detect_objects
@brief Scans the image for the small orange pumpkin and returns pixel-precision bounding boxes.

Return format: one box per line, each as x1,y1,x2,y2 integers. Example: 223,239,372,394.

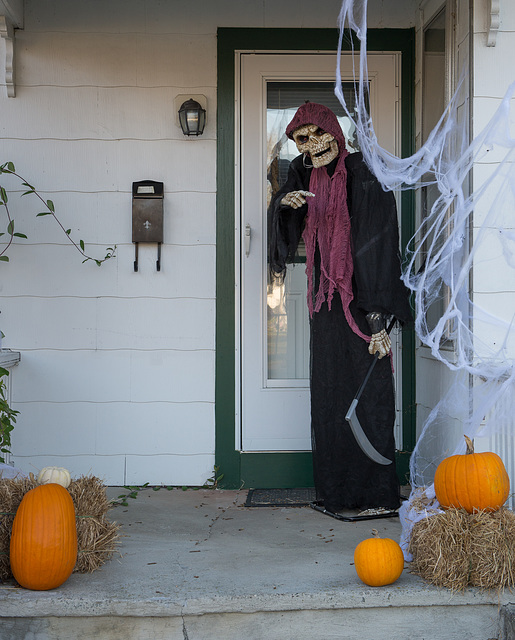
10,483,77,590
354,529,404,587
434,435,510,513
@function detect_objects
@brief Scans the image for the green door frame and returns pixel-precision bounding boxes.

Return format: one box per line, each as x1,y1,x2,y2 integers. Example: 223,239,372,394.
216,27,416,489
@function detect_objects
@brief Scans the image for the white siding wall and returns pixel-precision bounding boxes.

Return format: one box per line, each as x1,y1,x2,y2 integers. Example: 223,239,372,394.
411,0,515,486
0,0,416,485
471,2,515,500
472,0,515,360
413,0,471,442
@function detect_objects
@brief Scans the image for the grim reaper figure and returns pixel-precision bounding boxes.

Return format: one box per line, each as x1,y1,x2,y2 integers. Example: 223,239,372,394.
269,103,412,514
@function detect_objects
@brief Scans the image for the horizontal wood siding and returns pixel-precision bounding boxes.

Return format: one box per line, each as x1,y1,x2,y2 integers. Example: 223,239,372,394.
472,0,515,360
1,0,416,485
2,3,217,485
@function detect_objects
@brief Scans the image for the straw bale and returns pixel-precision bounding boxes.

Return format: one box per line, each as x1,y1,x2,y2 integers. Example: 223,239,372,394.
469,509,515,589
75,516,120,573
68,475,112,517
0,474,120,581
409,507,515,591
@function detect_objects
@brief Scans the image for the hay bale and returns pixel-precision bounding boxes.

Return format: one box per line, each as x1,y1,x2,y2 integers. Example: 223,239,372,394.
74,516,120,573
0,474,120,580
68,475,112,517
469,509,515,589
409,507,515,591
0,474,38,580
70,475,121,574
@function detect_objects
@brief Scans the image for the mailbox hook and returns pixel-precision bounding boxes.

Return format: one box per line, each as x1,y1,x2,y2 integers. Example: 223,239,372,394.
133,242,161,272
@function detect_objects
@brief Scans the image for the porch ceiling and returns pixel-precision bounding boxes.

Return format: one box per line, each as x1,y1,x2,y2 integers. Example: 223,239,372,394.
0,0,22,28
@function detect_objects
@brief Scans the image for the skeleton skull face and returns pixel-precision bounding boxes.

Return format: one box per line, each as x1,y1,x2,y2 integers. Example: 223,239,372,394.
292,123,339,168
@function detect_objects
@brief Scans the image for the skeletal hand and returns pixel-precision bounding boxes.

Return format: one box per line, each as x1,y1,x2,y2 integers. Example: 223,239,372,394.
368,329,391,359
280,190,315,209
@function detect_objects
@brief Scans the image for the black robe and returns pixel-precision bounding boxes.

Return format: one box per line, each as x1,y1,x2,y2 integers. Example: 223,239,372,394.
269,152,412,511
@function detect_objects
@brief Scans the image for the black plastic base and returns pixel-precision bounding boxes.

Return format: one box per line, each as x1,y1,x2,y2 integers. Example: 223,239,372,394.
310,500,399,522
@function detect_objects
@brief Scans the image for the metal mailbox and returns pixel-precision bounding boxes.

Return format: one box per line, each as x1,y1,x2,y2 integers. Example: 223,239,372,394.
132,180,164,271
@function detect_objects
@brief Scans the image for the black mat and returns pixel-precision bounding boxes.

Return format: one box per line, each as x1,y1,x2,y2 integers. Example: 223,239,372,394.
310,500,399,522
245,488,404,520
245,488,316,507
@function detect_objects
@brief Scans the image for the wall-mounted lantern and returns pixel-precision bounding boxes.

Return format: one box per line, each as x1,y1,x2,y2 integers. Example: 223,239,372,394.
178,98,206,136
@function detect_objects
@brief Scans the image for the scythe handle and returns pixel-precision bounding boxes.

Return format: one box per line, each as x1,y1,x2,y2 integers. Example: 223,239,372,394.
353,317,397,405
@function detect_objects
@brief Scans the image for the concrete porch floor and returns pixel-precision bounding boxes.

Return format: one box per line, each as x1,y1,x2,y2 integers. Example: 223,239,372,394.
0,487,513,640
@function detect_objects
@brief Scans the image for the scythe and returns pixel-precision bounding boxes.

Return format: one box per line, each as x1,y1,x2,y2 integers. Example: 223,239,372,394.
344,317,397,466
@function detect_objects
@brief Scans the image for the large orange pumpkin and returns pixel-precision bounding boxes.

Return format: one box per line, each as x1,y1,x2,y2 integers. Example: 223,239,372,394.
434,435,510,513
10,483,77,590
354,529,404,587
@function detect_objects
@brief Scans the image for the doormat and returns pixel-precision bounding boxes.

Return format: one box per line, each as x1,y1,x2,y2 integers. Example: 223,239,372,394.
245,488,316,507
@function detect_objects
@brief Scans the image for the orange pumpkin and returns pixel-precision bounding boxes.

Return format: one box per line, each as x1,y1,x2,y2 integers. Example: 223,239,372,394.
434,435,510,513
10,483,77,590
354,529,404,587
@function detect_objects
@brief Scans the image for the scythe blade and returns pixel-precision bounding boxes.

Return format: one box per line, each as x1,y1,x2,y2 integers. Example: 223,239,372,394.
344,318,396,466
345,396,393,465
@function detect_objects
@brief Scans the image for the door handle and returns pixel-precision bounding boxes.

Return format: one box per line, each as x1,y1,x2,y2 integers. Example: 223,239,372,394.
245,223,251,257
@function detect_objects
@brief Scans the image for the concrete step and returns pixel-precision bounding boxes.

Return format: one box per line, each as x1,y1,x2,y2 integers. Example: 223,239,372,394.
0,590,508,639
0,488,512,640
500,604,515,640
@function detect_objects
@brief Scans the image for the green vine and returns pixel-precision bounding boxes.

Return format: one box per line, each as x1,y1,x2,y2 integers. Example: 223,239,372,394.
111,483,174,507
0,367,19,464
203,465,224,489
0,161,116,266
0,162,117,461
110,467,225,507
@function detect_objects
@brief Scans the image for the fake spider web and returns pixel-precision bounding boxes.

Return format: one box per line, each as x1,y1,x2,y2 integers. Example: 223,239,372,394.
334,0,515,557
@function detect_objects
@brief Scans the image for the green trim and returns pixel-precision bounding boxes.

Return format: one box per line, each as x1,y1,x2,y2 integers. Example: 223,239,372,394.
216,31,240,488
216,27,416,489
240,452,314,490
399,28,417,454
395,451,412,486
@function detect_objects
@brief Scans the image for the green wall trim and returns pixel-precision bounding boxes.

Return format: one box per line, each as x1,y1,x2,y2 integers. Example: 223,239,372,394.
216,27,416,490
240,451,408,491
240,453,314,490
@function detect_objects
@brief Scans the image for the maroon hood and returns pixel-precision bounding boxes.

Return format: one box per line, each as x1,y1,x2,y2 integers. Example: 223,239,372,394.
285,102,346,152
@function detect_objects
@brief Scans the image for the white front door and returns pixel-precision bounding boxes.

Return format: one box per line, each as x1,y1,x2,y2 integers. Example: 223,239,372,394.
238,52,401,452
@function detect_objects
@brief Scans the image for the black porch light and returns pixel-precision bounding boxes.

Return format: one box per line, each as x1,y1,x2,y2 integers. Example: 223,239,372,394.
178,98,206,136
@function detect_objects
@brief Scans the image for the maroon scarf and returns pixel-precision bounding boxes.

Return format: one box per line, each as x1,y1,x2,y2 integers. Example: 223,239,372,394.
302,150,369,342
286,103,369,342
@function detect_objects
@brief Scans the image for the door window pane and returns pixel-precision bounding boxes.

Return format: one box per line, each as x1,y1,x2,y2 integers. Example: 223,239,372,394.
266,82,360,380
420,8,451,341
422,9,446,144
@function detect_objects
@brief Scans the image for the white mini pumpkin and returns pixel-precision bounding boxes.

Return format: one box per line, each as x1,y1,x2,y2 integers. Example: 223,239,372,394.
36,466,72,489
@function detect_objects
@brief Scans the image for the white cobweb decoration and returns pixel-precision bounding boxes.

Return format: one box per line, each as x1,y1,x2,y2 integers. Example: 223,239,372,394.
334,0,515,558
